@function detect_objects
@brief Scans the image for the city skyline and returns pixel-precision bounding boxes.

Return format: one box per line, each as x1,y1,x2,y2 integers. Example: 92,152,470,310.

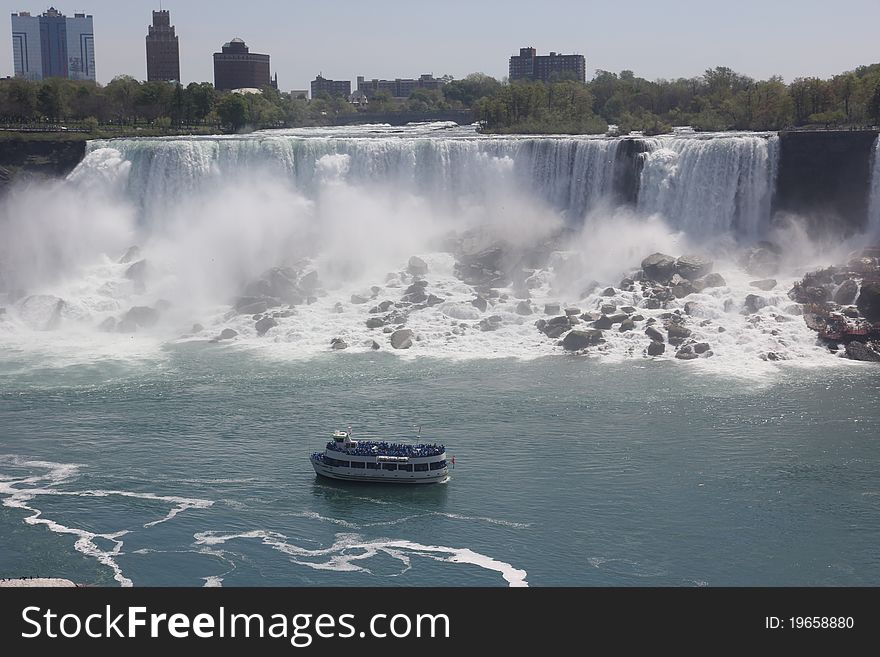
3,0,880,87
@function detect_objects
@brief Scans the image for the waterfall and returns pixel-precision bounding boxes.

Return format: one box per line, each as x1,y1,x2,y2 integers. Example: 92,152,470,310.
78,125,785,239
869,136,880,239
636,133,778,239
85,129,622,222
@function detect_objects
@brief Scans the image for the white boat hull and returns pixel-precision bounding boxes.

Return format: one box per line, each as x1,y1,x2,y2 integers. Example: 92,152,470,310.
311,457,448,484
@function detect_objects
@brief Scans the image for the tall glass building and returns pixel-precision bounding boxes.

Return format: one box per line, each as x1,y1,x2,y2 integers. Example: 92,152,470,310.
11,7,96,81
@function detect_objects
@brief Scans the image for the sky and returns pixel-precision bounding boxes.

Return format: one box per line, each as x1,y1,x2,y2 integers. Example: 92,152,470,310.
2,0,879,88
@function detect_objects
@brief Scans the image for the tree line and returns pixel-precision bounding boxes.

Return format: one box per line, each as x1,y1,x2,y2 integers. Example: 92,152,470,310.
477,64,880,134
1,63,879,135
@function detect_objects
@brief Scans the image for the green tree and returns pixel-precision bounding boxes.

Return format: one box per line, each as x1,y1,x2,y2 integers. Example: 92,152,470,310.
105,75,141,124
184,82,217,124
0,78,38,120
37,80,66,121
217,94,250,131
442,73,502,108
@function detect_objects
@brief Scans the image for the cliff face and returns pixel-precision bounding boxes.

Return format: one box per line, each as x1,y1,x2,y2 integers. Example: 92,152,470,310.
774,130,878,235
0,137,86,191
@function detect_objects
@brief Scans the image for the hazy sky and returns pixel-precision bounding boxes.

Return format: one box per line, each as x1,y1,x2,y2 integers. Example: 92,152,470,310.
3,0,879,87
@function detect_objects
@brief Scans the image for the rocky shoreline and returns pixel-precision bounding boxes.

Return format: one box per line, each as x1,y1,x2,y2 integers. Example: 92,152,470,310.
3,225,879,366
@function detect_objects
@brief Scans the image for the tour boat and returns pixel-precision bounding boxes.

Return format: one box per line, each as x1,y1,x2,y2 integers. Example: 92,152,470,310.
310,430,449,484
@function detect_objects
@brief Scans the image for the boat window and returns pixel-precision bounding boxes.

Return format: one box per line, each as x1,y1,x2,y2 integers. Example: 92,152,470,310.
413,463,429,472
350,461,365,469
366,462,380,470
398,464,413,472
382,463,396,471
429,460,447,470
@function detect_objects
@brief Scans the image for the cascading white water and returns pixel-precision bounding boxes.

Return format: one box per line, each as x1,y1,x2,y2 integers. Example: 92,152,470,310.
87,126,622,221
637,133,778,239
869,136,880,238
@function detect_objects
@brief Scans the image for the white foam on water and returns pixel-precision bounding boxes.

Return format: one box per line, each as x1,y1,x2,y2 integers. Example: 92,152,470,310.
193,530,529,587
0,456,214,586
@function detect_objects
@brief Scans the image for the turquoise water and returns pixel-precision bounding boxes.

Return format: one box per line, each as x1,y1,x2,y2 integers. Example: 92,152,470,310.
2,346,878,587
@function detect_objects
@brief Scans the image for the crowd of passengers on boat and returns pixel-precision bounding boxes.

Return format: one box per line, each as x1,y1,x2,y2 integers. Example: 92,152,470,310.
326,441,445,458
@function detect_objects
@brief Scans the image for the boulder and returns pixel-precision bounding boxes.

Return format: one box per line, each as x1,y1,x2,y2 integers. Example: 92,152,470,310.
544,303,561,315
671,282,695,299
619,277,635,289
330,337,348,350
698,272,726,289
541,315,575,339
479,315,504,332
562,329,604,351
620,306,637,314
125,306,159,329
790,285,829,304
601,287,616,297
391,329,414,349
236,300,269,315
744,294,767,314
646,341,665,356
592,315,614,330
441,302,481,321
666,324,691,344
684,302,701,316
191,323,205,333
219,328,238,340
244,267,306,305
255,316,278,336
407,256,429,277
844,341,880,362
674,255,713,280
124,259,148,289
426,294,444,307
618,319,636,332
641,253,676,283
693,342,711,354
516,301,533,316
299,271,319,294
350,294,370,304
471,297,489,312
366,317,386,329
368,340,381,350
565,307,581,316
833,279,858,306
600,303,616,315
856,282,880,321
750,279,777,291
675,344,699,360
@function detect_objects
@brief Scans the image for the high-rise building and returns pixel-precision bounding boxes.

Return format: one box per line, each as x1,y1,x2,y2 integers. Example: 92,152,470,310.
310,75,350,99
145,9,179,82
11,7,95,81
509,47,585,83
213,38,274,91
